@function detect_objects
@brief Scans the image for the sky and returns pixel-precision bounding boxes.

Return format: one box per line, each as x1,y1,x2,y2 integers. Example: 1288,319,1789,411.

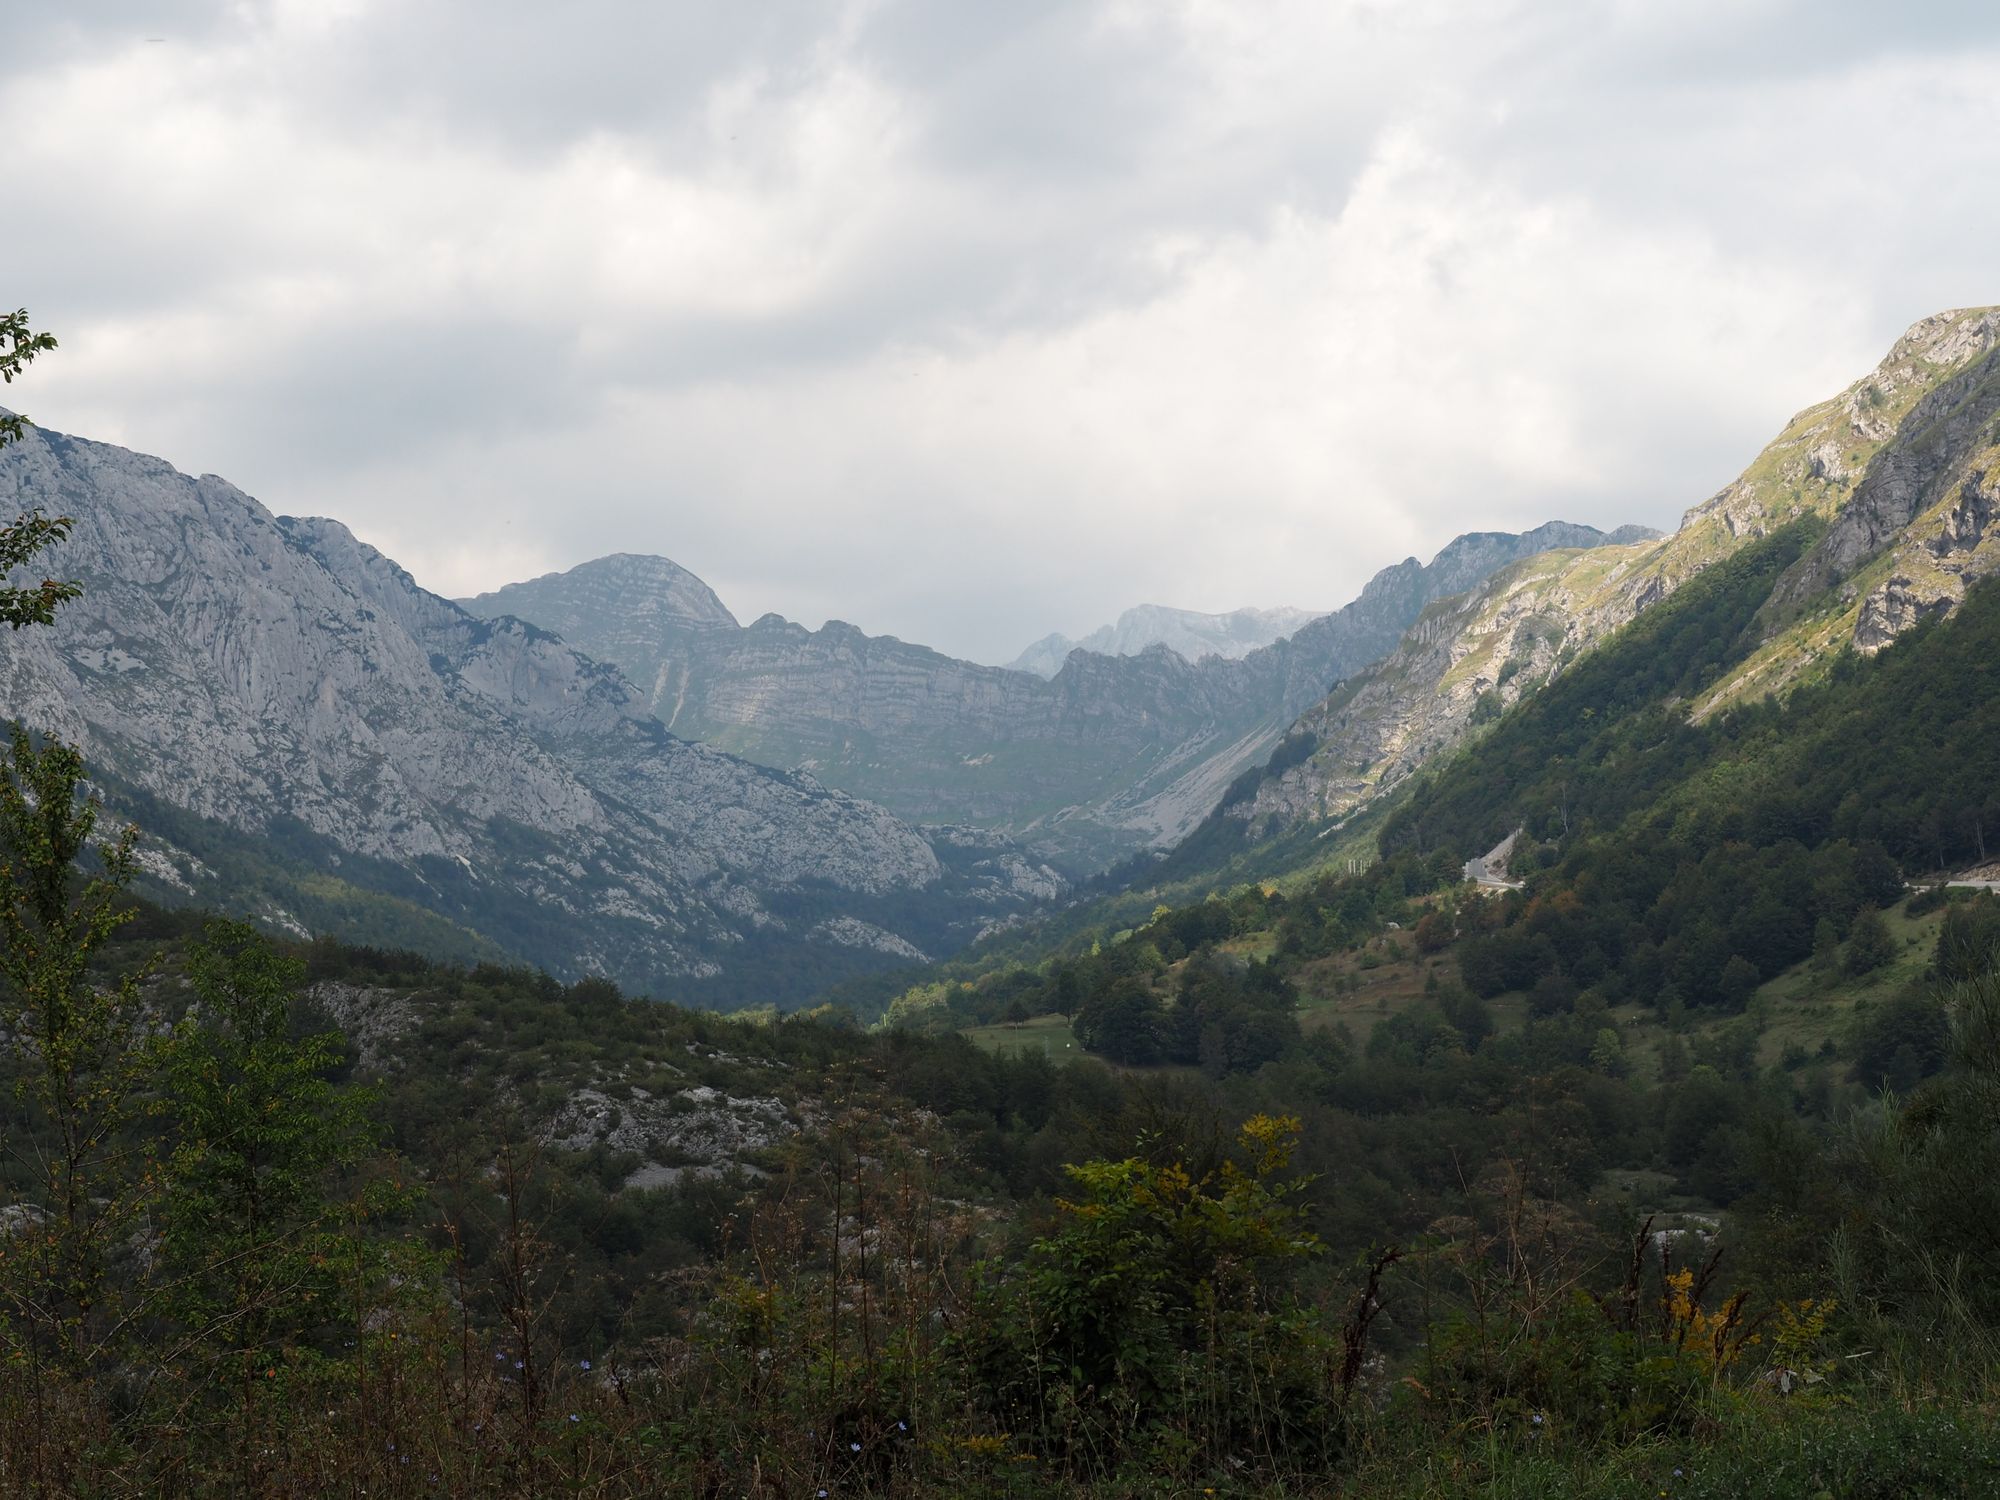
8,2,2000,664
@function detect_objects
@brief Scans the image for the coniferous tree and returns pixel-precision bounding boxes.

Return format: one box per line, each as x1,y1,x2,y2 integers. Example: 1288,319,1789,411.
156,922,388,1399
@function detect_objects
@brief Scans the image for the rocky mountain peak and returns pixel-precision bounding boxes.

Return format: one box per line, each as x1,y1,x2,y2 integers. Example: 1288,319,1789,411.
1220,305,2000,857
459,552,740,643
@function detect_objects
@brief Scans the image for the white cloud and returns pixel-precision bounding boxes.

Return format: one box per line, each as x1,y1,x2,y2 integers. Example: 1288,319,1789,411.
5,1,1998,661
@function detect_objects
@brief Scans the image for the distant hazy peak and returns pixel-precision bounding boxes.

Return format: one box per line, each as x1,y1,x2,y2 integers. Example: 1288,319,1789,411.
1006,523,1660,680
459,553,739,639
1006,602,1321,678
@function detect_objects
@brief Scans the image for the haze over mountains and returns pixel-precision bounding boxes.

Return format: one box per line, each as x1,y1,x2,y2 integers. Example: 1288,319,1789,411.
0,414,1637,1007
1005,604,1323,678
463,522,1647,869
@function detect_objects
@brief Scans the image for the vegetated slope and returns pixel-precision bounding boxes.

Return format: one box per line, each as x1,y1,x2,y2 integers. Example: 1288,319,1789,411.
952,505,2000,1079
1374,553,2000,1017
1483,564,2000,882
1176,306,2000,875
461,522,1644,871
0,423,1060,1006
1375,522,1823,864
31,901,2000,1495
1004,601,1322,677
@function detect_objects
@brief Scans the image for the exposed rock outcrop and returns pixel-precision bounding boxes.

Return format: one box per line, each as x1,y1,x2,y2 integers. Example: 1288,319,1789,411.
1005,603,1323,677
0,425,1060,1005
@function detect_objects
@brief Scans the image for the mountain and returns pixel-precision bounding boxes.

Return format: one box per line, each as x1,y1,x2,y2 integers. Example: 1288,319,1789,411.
1006,603,1323,678
0,424,1062,1006
461,552,740,659
461,522,1646,870
1200,306,2000,856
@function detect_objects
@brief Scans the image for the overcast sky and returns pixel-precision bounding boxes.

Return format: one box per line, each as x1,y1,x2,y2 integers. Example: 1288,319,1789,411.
8,2,2000,662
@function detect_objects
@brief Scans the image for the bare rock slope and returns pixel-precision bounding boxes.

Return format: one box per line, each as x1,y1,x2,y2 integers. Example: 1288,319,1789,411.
0,424,1058,1005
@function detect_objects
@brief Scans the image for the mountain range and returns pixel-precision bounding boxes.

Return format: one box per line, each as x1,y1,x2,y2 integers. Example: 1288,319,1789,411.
1004,603,1323,678
461,522,1648,870
0,426,1062,1006
1188,305,2000,865
8,307,1988,1012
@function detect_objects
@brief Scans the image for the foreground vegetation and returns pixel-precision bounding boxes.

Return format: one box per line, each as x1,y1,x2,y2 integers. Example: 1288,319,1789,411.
7,845,2000,1495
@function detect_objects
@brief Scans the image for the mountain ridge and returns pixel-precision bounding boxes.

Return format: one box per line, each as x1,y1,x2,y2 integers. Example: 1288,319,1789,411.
462,520,1649,868
1198,305,2000,862
1006,602,1323,678
0,424,1061,1005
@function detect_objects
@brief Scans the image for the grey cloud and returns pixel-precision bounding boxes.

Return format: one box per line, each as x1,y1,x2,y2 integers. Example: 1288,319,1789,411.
290,2,847,155
6,2,1999,663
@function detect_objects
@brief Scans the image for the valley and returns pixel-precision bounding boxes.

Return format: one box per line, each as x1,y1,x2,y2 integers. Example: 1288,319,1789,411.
12,4,2000,1491
6,297,2000,1494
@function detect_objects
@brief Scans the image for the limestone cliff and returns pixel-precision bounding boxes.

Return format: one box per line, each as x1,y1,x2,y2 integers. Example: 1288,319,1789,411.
0,425,1060,1005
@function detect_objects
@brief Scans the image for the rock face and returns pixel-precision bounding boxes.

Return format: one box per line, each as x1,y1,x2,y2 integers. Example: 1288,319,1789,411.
460,553,739,668
1006,603,1323,677
0,425,1061,1006
1756,314,2000,659
1220,306,2000,847
463,522,1643,869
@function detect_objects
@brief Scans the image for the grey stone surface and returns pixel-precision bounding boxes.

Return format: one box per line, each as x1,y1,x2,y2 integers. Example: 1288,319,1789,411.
1006,603,1323,677
0,425,1061,1003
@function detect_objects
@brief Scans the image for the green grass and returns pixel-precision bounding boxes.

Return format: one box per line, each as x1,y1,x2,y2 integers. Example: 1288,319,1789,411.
1750,895,1946,1066
963,1011,1082,1059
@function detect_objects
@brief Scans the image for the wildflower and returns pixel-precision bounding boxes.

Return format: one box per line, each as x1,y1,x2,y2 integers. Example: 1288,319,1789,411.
850,1442,861,1452
898,1421,907,1432
581,1359,592,1371
514,1360,524,1370
569,1414,579,1424
1531,1413,1544,1426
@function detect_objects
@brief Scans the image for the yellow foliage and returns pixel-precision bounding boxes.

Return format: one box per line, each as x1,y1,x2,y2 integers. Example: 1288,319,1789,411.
1661,1268,1755,1372
1237,1113,1303,1178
